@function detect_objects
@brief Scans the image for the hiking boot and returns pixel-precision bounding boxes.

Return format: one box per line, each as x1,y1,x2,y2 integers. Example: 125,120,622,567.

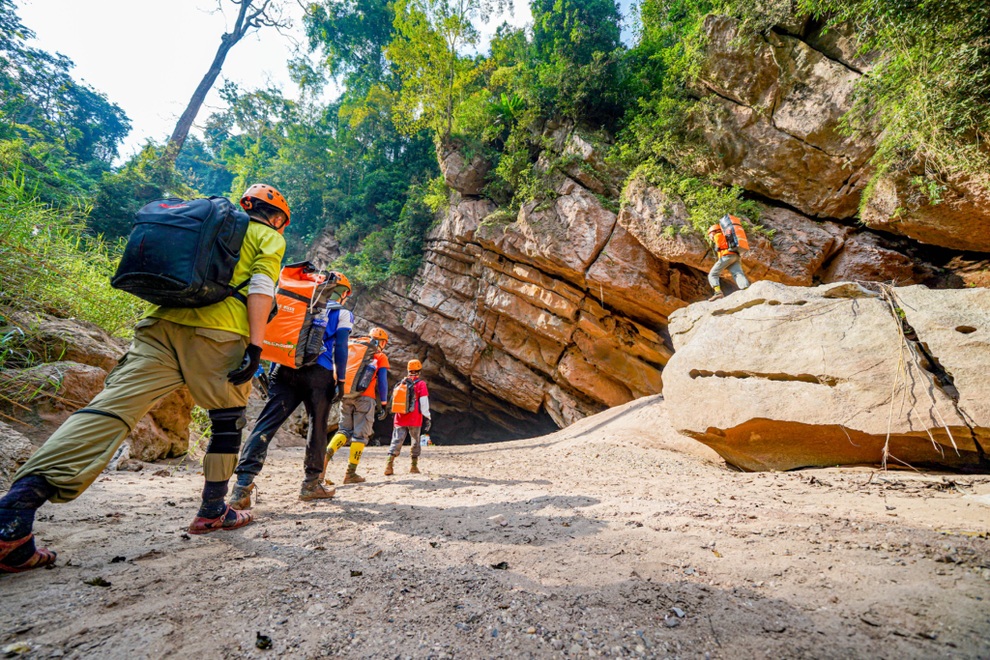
228,483,255,511
384,455,395,476
409,458,421,474
343,464,366,484
707,291,724,302
299,480,336,501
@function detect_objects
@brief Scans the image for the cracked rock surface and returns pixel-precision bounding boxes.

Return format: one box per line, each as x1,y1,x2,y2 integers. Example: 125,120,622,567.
663,281,989,471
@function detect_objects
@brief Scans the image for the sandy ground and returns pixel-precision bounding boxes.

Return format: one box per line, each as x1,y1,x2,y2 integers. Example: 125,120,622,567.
1,396,989,659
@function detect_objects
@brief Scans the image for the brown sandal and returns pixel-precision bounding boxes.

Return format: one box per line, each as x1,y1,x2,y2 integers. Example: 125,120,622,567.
0,534,57,573
188,505,254,535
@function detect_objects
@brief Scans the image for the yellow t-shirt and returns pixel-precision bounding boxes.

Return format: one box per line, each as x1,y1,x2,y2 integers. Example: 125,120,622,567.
147,220,286,337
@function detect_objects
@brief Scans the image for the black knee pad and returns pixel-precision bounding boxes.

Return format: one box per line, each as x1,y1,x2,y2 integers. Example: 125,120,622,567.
207,406,246,454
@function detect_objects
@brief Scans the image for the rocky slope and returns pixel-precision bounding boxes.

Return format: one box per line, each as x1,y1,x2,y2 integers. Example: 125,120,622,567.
338,13,988,439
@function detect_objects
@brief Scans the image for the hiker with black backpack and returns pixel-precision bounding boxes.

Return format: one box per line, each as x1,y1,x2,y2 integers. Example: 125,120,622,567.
228,269,354,508
707,214,751,302
323,328,391,485
0,185,288,573
384,359,432,476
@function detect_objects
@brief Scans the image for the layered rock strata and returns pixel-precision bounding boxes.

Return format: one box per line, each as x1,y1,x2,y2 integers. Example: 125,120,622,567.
663,281,989,471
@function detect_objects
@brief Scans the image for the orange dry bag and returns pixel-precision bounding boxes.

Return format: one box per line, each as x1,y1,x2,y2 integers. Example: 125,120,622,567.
390,378,416,414
342,337,382,398
261,262,339,368
718,214,750,252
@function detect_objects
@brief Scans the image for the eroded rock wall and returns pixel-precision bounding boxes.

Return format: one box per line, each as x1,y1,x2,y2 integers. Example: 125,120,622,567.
326,13,987,436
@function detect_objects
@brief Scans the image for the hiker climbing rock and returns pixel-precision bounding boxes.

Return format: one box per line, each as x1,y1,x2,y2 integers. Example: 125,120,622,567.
384,359,432,476
707,214,751,302
323,327,390,485
0,184,288,572
228,269,354,509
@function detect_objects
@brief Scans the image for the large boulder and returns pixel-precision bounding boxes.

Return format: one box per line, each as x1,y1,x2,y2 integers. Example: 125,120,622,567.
695,15,874,218
663,281,989,471
438,142,491,197
9,312,125,372
860,167,990,253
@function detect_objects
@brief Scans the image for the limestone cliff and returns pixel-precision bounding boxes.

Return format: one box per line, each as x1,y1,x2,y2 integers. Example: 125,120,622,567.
317,15,988,438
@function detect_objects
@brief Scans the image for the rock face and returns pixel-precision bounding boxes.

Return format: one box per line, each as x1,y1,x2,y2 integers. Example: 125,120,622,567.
663,281,989,471
0,421,36,489
695,15,875,219
861,168,990,253
335,14,985,438
0,316,196,461
438,141,492,197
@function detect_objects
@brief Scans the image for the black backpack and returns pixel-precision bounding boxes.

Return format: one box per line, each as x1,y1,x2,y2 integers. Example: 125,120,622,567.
111,197,252,308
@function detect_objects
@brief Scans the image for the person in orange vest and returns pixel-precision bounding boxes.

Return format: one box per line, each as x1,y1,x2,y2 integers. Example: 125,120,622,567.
706,217,751,301
227,272,354,509
384,359,432,476
324,328,390,484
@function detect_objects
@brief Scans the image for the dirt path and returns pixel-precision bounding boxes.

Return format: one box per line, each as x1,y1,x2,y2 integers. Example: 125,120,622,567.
2,397,989,659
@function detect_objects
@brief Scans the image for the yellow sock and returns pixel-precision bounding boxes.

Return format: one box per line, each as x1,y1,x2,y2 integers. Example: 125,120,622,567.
348,441,365,466
328,432,347,455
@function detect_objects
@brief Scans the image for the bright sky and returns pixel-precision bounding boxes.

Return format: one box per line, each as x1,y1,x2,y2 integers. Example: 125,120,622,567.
17,0,632,163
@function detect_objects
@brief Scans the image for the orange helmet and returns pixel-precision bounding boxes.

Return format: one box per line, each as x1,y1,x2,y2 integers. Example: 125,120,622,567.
240,184,290,227
707,224,720,236
328,271,351,297
407,359,422,372
370,327,389,348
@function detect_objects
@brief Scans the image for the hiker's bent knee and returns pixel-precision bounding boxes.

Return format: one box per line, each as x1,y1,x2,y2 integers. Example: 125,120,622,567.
207,406,247,453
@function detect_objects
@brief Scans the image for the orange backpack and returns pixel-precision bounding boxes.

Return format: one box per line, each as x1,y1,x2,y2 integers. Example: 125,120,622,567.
261,263,339,368
718,214,750,252
390,378,417,414
342,337,384,398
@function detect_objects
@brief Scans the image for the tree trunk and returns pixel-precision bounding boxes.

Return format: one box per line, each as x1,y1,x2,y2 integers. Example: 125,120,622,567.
164,34,239,163
162,0,261,164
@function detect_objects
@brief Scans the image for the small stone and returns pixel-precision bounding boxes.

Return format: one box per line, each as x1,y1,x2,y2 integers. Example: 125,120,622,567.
490,514,508,527
664,618,680,628
672,607,685,618
2,642,31,656
307,604,326,617
570,644,583,654
526,627,537,635
762,621,786,633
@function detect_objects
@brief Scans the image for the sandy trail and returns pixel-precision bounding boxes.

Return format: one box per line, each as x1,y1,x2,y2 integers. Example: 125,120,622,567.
2,397,989,659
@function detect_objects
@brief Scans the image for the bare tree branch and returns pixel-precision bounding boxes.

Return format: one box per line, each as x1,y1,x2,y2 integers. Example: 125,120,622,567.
164,0,291,164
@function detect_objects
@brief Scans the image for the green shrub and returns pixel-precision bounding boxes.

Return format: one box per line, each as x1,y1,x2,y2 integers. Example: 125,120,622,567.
0,170,145,341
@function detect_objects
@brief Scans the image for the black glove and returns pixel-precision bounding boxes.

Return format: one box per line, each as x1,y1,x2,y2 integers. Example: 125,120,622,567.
422,418,432,434
228,344,263,386
334,380,345,402
376,403,388,421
